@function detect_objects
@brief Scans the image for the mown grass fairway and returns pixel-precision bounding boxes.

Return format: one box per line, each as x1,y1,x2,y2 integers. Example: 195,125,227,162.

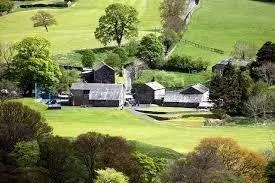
0,0,161,53
16,98,274,153
174,0,275,65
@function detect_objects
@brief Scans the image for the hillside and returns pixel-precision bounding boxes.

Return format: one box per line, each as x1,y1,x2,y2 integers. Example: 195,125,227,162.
0,0,161,53
174,0,275,65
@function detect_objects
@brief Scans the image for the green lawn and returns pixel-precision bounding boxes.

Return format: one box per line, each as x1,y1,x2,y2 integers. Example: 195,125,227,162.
0,0,161,53
174,0,275,66
15,98,275,153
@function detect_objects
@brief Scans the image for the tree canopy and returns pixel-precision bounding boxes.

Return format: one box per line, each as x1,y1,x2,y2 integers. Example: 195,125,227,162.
31,10,57,32
94,3,139,46
9,37,61,95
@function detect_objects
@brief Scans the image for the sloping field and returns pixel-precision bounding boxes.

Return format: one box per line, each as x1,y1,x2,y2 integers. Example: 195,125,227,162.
174,0,275,65
0,0,161,52
15,98,275,153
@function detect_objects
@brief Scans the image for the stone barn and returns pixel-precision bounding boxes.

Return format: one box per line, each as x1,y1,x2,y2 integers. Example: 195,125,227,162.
212,58,250,74
70,83,125,107
164,84,213,108
81,62,115,83
135,81,165,104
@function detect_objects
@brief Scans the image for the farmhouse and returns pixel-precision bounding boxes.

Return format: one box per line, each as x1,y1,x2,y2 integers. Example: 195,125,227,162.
164,84,212,108
81,62,115,83
70,83,125,107
212,58,250,74
135,81,165,104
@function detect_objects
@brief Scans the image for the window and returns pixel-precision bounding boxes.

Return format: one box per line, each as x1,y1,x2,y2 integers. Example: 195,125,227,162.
83,90,89,94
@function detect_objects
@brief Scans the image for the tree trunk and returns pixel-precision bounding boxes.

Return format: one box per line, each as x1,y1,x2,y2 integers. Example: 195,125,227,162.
45,25,48,32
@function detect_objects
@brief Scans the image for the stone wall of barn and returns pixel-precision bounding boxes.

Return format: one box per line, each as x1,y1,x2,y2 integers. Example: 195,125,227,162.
71,90,89,106
89,100,120,107
135,85,154,104
154,89,165,100
94,65,115,83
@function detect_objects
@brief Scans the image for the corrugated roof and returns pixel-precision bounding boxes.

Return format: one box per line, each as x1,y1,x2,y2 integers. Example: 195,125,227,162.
181,84,209,94
145,81,165,90
164,91,203,103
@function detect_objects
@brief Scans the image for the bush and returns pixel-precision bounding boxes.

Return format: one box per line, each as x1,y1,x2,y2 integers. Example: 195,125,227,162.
164,55,208,73
0,0,14,12
81,50,96,67
113,47,128,65
104,52,121,68
125,40,139,57
95,168,129,183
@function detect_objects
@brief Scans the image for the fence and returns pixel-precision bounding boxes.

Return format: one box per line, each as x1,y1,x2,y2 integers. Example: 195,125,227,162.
182,39,224,54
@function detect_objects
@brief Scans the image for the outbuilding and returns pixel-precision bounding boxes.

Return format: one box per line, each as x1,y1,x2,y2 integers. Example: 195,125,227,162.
135,81,165,104
70,83,125,107
164,84,213,108
212,58,250,74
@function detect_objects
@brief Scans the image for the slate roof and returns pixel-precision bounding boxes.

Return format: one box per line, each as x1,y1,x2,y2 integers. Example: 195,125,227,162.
71,83,124,101
212,57,251,73
145,81,165,91
81,62,114,75
164,91,203,103
181,84,209,94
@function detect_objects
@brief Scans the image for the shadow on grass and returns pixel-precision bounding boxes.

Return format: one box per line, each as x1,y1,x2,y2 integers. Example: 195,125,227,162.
251,0,275,4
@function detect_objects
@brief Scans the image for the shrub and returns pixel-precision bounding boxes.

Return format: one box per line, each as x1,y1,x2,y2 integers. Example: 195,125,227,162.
0,0,13,13
81,50,96,67
104,52,121,68
95,168,129,183
125,40,139,57
164,55,208,73
113,47,128,65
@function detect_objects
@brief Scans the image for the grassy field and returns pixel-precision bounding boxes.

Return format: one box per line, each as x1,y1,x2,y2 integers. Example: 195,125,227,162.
15,98,275,153
0,0,161,53
174,0,275,65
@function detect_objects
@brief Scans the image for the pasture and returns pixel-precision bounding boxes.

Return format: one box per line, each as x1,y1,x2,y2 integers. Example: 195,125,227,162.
16,98,275,153
0,0,161,53
174,0,275,65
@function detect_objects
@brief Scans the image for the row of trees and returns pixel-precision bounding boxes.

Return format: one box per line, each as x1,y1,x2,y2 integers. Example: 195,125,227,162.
0,101,167,183
1,101,274,183
209,41,275,119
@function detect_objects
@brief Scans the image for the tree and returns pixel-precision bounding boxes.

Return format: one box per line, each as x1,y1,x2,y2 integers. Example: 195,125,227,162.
160,29,180,54
81,50,96,67
11,37,61,96
250,41,275,85
133,152,166,183
13,140,40,167
0,43,15,77
31,10,57,32
196,137,267,183
0,102,52,152
244,92,273,120
54,68,80,94
209,64,253,115
104,52,121,68
231,41,257,60
137,34,164,68
160,0,186,32
95,168,129,183
266,160,275,183
0,0,14,13
113,47,128,65
74,132,106,183
39,136,87,183
94,3,139,46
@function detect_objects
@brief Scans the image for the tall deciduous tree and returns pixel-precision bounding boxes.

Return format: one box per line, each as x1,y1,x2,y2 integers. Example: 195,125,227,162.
231,41,257,60
160,0,186,32
0,102,52,152
31,10,57,32
94,3,139,46
250,41,275,85
10,37,61,96
137,34,164,68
